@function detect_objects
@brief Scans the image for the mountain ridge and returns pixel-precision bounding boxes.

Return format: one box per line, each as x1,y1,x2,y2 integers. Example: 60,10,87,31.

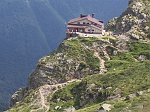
7,0,150,111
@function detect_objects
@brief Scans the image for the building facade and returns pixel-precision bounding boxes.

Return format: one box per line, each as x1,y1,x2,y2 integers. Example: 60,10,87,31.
66,14,104,38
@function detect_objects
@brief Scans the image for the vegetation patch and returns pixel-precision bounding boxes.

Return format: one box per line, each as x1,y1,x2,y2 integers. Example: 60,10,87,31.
49,81,81,111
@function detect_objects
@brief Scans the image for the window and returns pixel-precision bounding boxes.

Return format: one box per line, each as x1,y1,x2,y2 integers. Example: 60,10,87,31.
78,22,80,24
83,22,85,24
80,29,83,32
88,29,90,32
99,25,102,28
87,23,89,24
92,29,94,31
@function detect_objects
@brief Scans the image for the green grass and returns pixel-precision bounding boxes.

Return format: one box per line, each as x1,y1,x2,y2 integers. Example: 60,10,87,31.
8,104,31,112
9,39,150,112
49,59,150,111
110,92,150,112
129,42,150,53
48,41,150,111
147,20,150,38
48,81,81,111
52,81,80,102
76,103,100,112
61,38,100,71
79,37,100,46
85,61,150,95
63,39,85,59
76,91,150,112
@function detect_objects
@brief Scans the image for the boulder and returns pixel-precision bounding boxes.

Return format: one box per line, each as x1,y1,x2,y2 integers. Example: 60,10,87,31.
55,106,61,110
98,104,113,112
97,107,107,112
138,55,147,61
63,106,76,112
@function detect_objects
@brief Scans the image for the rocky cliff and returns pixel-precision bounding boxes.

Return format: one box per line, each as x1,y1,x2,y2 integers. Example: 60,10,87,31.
7,0,150,112
106,0,150,40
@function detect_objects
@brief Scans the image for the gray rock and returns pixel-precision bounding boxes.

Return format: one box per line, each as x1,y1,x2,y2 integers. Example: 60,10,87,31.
138,55,147,61
125,93,136,100
10,88,28,107
144,26,149,31
136,91,144,96
55,106,61,110
147,89,150,92
97,107,107,112
98,104,112,112
63,106,76,112
131,33,140,40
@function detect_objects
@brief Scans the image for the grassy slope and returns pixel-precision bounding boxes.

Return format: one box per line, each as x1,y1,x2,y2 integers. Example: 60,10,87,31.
48,41,150,112
76,92,150,112
8,39,150,112
41,37,101,72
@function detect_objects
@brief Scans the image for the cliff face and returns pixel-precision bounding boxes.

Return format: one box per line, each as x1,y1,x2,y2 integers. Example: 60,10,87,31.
8,0,150,112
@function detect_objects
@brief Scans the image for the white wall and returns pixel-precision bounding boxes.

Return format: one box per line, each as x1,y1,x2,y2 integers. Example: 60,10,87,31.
85,26,102,33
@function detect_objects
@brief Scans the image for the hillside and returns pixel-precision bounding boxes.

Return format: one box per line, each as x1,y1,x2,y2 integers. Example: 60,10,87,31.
8,38,150,112
7,0,150,112
0,0,128,111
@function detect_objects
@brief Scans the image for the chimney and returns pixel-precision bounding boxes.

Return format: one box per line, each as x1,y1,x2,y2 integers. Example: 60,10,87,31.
80,14,87,18
92,13,95,18
99,20,104,23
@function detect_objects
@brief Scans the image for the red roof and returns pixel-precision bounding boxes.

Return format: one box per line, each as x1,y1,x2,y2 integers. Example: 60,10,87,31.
68,15,103,25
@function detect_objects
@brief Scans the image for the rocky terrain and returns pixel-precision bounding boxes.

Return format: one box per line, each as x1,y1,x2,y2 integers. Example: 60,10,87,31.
106,0,150,40
7,0,150,112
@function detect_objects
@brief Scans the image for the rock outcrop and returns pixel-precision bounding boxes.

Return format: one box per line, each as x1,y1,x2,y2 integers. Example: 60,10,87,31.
10,88,28,107
28,37,116,89
106,0,150,40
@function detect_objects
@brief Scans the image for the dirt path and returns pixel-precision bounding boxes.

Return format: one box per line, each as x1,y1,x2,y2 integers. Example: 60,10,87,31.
39,88,50,112
94,50,107,74
81,43,107,74
31,79,80,112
